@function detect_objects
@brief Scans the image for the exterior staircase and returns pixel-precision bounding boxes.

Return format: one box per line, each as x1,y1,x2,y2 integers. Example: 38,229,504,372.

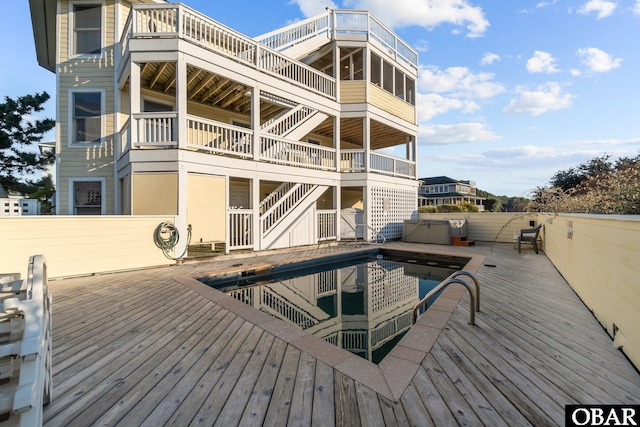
260,183,329,249
254,12,332,60
261,104,329,141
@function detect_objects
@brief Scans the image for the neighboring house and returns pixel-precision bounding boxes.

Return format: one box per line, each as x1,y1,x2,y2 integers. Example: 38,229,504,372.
0,185,41,216
418,176,485,212
28,0,419,251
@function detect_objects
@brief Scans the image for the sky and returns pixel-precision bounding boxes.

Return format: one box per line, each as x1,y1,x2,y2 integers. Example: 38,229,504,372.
3,0,639,197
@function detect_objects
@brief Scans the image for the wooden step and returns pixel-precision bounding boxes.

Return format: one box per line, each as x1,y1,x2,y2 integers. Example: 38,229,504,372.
451,235,474,246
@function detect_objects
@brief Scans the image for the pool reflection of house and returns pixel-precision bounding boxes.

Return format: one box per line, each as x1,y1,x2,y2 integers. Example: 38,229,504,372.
418,176,485,211
225,259,452,363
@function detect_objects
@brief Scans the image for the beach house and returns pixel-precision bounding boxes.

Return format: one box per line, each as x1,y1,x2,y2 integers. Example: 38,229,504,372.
28,0,419,252
418,176,485,211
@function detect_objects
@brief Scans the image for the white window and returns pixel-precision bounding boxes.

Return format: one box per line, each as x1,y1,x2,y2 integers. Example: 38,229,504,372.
71,3,103,56
70,178,105,215
70,90,104,145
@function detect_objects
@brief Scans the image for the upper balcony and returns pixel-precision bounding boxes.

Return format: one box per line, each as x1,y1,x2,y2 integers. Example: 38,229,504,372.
120,5,419,103
120,4,337,99
254,9,418,71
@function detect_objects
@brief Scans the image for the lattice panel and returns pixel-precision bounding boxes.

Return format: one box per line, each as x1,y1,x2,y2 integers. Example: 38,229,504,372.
369,186,417,240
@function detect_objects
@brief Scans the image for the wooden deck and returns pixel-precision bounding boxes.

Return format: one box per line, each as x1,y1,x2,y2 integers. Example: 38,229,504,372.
43,242,640,426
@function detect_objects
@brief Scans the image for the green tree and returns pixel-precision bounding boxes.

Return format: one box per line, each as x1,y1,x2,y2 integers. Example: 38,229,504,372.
530,155,640,214
0,92,55,195
550,155,612,192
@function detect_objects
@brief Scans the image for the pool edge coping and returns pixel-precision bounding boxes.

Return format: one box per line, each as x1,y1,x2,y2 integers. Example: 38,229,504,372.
174,245,486,402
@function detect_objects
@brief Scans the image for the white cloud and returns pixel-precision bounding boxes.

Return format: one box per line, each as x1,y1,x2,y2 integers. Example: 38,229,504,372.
561,137,640,148
577,0,617,18
419,65,505,99
419,122,500,145
417,94,479,122
570,69,582,76
536,0,558,8
339,0,490,37
414,40,430,53
520,0,558,13
481,52,500,66
635,0,640,15
290,0,338,17
503,82,575,116
577,47,622,72
526,51,559,73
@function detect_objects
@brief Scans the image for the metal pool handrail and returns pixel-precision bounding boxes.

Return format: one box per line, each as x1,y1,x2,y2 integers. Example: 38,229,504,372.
412,270,480,326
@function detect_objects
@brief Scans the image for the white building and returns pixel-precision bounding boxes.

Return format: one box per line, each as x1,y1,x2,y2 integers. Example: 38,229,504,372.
29,0,419,252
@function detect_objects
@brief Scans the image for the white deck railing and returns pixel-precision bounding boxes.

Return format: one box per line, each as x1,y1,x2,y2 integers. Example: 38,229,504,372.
340,150,416,178
124,113,414,178
124,4,336,99
133,112,177,147
369,152,416,178
118,117,131,158
256,14,331,53
255,9,418,70
0,255,52,426
317,209,337,241
260,136,336,170
186,116,253,158
340,150,366,173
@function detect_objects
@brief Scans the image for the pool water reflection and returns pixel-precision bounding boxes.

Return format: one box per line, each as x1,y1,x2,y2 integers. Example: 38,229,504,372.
209,252,467,364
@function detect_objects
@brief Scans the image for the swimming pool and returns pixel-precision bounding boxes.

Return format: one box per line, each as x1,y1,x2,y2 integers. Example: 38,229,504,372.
201,249,470,364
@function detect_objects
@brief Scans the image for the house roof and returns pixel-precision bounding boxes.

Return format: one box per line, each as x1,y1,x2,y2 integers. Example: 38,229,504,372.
419,192,485,200
28,0,57,72
418,176,474,186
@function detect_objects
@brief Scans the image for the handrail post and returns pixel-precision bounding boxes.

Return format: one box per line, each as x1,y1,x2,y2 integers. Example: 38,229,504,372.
412,275,480,326
451,271,480,313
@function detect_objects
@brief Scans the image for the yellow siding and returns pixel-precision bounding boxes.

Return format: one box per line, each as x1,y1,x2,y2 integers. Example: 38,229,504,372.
120,174,131,214
339,81,366,104
57,0,118,214
369,83,415,124
0,216,176,278
132,173,178,215
187,174,226,242
341,189,363,209
541,214,640,370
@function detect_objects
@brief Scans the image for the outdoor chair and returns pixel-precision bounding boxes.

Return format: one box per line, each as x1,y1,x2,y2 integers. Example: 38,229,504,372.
515,224,543,254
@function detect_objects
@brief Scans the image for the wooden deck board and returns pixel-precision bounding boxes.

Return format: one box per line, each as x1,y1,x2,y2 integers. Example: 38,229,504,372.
44,296,217,424
40,242,640,426
288,351,317,426
262,345,301,426
238,338,289,426
311,360,335,427
188,325,264,425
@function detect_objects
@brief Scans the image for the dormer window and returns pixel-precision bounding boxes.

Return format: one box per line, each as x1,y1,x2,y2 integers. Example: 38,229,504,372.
72,4,102,55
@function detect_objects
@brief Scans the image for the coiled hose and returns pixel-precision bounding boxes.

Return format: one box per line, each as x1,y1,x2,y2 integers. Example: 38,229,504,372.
153,222,192,260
